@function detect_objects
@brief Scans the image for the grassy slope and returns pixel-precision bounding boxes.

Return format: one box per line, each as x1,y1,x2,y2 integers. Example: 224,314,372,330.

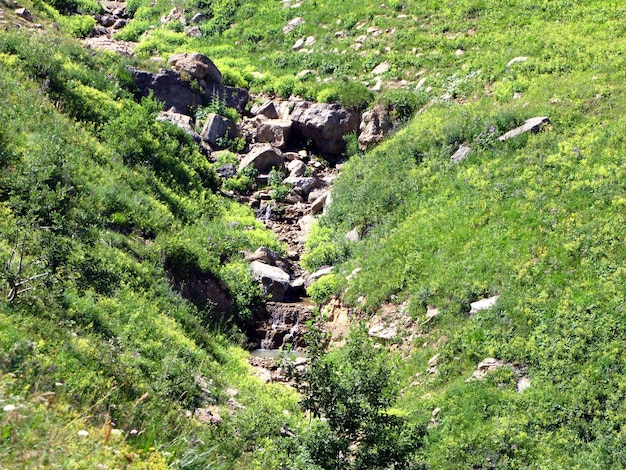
0,14,301,469
2,0,626,468
314,1,626,468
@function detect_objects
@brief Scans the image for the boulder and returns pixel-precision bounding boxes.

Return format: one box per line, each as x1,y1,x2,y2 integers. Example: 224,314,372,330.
129,67,249,115
193,408,222,425
244,247,292,273
238,145,284,173
255,119,293,150
251,100,280,119
186,26,203,38
290,101,360,155
310,191,328,214
498,116,550,141
200,113,238,146
371,61,391,75
216,164,237,179
450,144,472,163
157,110,200,141
287,159,307,177
251,261,290,301
15,8,32,21
283,176,322,197
167,52,222,82
358,104,393,150
469,295,499,315
283,17,304,34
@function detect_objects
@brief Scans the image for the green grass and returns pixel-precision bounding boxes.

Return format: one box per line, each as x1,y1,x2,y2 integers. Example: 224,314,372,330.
3,0,626,467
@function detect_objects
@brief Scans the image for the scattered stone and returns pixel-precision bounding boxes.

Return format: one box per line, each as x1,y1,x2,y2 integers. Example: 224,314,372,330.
517,376,531,393
304,35,316,46
469,295,499,315
310,191,328,214
193,407,223,425
368,323,397,340
498,116,550,141
467,357,505,381
292,37,305,50
450,144,472,163
371,61,391,75
200,113,238,146
431,407,441,418
422,305,439,324
216,163,237,179
345,228,360,242
15,7,31,21
506,56,529,67
84,36,136,56
238,144,284,173
157,110,200,141
167,52,222,83
283,176,322,197
255,119,293,150
309,266,333,282
251,100,280,119
426,353,440,374
287,159,307,177
186,26,203,37
283,17,304,34
244,247,291,272
111,18,127,29
358,104,393,150
190,12,206,23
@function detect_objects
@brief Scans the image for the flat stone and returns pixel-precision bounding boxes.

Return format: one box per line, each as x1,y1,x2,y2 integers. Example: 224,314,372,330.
469,295,499,315
450,144,472,163
498,117,550,141
506,56,529,67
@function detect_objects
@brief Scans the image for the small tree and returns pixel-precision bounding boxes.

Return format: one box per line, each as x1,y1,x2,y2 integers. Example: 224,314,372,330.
294,317,427,469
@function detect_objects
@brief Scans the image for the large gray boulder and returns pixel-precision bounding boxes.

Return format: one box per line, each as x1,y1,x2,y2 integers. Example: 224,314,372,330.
238,145,284,173
200,113,238,146
290,101,360,155
167,52,222,83
251,261,290,301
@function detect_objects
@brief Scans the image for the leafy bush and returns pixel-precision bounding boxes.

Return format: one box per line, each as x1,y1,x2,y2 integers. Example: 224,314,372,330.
294,321,427,469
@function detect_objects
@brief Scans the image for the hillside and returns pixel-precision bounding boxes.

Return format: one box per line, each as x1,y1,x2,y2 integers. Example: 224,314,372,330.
1,0,626,468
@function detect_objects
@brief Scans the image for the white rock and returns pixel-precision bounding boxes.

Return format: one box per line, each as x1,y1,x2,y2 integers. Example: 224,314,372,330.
469,295,499,315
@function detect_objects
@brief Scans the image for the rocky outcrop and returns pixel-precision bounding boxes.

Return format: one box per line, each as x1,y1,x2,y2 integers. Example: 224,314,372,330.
129,66,249,115
290,101,360,155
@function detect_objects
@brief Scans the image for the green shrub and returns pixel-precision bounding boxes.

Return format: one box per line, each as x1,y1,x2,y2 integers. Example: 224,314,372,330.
307,272,346,304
